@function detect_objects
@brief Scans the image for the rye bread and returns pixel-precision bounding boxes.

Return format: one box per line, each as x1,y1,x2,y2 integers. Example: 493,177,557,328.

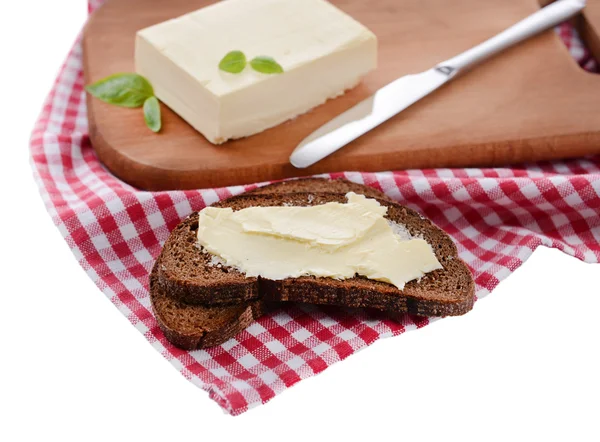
150,260,265,350
250,177,391,201
157,189,475,317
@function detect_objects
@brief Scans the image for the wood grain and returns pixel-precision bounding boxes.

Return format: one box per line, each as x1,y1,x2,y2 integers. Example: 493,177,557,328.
83,0,600,191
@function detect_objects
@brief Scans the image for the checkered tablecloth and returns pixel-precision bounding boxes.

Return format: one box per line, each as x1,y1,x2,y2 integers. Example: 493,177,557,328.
30,0,600,415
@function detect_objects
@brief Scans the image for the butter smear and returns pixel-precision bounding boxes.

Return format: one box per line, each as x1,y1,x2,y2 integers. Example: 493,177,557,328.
197,193,442,290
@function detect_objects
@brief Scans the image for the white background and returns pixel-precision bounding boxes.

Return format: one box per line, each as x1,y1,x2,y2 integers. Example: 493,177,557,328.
1,1,599,441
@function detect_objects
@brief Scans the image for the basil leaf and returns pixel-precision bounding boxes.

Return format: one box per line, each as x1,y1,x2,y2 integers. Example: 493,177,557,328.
219,50,247,74
250,56,284,74
143,96,161,133
85,73,154,108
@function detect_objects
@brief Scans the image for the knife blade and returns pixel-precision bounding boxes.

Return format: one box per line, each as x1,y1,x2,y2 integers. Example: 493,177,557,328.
289,0,585,169
289,68,451,169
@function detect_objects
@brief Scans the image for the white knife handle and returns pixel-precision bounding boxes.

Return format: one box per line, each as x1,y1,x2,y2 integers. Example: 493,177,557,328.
437,0,585,75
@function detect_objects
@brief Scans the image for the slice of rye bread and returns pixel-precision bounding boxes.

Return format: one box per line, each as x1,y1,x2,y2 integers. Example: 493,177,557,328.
150,260,265,350
156,191,475,316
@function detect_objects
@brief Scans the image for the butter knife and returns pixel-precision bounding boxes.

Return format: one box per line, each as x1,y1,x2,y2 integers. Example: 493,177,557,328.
290,0,586,169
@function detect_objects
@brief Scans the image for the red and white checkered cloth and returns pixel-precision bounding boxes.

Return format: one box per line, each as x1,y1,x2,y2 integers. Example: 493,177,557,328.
30,1,600,415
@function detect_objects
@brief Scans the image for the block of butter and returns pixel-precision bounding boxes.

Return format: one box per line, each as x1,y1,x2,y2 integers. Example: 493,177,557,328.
135,0,377,144
197,193,443,290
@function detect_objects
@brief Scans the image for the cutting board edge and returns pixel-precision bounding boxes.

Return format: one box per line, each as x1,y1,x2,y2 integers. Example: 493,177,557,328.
89,123,600,191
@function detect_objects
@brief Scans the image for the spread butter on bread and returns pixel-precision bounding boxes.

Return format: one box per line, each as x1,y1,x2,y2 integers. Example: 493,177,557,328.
150,178,475,350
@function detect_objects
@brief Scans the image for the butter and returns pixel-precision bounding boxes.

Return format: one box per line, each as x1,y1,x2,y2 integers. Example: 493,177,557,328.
197,193,443,290
135,0,377,144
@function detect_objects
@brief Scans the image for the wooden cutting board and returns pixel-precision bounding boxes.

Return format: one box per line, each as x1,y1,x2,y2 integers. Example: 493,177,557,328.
83,0,600,191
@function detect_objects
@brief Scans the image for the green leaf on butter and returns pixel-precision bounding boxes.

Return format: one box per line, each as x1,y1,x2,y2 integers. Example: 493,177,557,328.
143,96,162,133
250,56,284,74
219,50,247,73
85,73,154,108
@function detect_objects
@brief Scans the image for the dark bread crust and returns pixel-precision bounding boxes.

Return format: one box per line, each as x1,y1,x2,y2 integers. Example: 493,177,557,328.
150,261,265,350
261,258,474,316
250,178,391,201
157,185,474,317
